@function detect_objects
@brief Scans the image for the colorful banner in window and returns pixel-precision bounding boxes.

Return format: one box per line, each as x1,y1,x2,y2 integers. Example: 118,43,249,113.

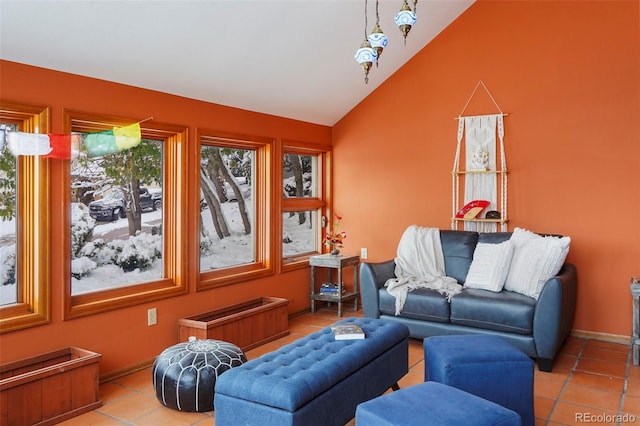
1,122,141,160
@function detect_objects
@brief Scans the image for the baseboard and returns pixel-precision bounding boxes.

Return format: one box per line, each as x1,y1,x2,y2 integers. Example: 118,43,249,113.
100,357,156,384
571,329,631,345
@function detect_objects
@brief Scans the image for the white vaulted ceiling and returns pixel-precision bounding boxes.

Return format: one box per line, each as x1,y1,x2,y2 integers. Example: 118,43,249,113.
0,0,474,125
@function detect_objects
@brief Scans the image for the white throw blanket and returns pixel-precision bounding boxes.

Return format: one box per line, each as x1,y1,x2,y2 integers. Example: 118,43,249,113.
385,225,461,315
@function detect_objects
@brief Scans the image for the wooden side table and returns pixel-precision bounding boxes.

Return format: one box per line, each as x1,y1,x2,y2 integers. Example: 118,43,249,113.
632,277,640,366
309,254,359,317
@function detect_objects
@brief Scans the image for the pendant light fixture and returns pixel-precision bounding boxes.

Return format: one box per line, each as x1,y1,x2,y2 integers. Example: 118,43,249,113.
394,0,417,45
354,0,378,83
367,0,388,67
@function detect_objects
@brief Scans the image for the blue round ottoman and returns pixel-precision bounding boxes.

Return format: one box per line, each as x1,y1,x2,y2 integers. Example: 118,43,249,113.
152,339,246,412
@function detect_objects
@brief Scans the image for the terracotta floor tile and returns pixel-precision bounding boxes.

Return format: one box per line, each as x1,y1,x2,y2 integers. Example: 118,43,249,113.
132,405,210,425
535,377,565,400
535,366,571,383
622,394,640,417
58,410,125,425
287,322,323,335
550,400,618,425
114,369,155,393
244,341,280,359
410,359,424,376
97,391,161,422
576,357,628,378
267,333,300,345
629,365,640,380
585,339,630,353
398,369,424,388
627,378,640,397
534,396,555,421
552,353,579,372
560,383,622,412
581,346,629,364
568,370,625,394
408,341,424,367
99,382,138,403
194,417,216,426
560,338,586,357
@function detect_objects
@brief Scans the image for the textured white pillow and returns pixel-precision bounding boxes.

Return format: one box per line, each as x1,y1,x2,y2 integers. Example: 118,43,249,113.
504,228,571,299
464,240,514,292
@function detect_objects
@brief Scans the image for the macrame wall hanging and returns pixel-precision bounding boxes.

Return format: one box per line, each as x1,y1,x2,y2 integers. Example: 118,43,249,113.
452,81,508,232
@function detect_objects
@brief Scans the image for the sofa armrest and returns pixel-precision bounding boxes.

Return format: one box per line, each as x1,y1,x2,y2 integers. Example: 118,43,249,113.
533,263,578,364
360,260,396,319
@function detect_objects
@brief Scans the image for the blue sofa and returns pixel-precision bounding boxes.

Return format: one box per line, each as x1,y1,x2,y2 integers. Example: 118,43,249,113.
360,230,577,372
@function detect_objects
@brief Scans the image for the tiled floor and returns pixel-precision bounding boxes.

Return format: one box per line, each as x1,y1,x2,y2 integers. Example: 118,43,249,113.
61,308,640,426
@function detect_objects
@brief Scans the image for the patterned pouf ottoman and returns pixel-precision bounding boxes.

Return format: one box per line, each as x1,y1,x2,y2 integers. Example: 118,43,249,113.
152,339,246,412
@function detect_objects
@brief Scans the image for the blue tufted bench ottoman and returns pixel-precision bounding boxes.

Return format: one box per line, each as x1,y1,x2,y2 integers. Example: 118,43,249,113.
214,318,410,426
356,381,521,425
424,335,534,426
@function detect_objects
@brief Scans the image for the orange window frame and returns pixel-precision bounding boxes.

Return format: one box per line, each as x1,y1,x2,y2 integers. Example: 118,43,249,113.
62,111,188,319
0,101,51,333
280,140,332,272
196,130,275,291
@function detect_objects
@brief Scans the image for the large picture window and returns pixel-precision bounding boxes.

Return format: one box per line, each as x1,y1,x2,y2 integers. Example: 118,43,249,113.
64,112,186,319
0,102,50,333
197,131,272,289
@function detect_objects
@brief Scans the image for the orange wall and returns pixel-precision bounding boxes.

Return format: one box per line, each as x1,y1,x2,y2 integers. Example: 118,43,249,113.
0,60,331,374
333,0,639,337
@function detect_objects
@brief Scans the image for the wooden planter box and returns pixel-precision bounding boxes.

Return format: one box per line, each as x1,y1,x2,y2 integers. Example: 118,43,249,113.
178,297,289,351
0,347,101,426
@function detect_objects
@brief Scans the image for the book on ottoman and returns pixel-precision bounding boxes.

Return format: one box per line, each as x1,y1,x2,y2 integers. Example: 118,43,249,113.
331,323,365,340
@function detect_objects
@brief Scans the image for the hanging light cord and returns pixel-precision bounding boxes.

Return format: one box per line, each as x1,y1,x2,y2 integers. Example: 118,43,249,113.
375,0,380,24
363,0,369,39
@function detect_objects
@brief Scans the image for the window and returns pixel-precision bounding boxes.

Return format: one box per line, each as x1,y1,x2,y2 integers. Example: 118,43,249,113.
64,112,187,319
70,138,164,295
0,123,17,305
281,142,330,268
198,130,273,289
0,102,50,333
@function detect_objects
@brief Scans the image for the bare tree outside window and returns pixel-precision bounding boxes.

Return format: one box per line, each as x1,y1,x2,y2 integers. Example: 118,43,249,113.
200,145,255,270
282,153,320,258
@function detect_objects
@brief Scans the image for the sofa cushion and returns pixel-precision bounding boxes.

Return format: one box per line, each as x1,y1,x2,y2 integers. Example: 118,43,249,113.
477,232,511,244
464,240,514,292
439,230,478,284
450,288,536,335
504,228,571,299
379,288,450,323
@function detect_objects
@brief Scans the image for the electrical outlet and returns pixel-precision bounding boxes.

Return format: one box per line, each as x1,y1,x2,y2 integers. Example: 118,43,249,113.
360,247,368,259
147,308,157,326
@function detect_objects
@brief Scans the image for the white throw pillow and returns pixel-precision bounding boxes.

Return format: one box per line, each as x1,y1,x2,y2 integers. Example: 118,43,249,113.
464,240,514,292
504,227,571,299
